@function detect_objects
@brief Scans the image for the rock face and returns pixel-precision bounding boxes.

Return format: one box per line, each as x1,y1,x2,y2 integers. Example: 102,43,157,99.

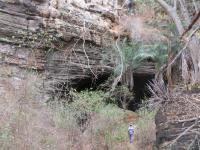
155,92,200,150
0,0,116,100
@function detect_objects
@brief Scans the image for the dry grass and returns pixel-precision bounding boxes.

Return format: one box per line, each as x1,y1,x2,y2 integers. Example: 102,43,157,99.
0,71,80,150
135,108,156,149
0,70,133,150
0,69,156,150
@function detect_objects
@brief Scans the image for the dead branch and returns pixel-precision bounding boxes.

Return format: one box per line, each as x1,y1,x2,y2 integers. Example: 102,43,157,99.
177,117,200,123
160,26,200,72
182,10,200,37
187,135,198,150
82,20,97,78
110,36,124,92
147,80,169,109
170,117,199,147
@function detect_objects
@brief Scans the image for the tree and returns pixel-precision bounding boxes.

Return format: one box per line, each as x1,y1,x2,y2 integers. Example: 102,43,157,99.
157,0,200,84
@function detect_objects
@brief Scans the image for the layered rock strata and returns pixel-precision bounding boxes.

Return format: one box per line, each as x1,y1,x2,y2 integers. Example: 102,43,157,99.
0,0,116,100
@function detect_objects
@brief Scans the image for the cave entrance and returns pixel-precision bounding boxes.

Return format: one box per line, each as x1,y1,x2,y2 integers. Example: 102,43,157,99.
50,73,111,101
128,74,154,111
74,74,111,91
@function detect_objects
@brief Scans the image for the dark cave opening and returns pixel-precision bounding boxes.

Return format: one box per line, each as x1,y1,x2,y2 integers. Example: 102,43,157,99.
74,74,111,91
55,72,154,112
128,74,155,111
50,74,111,101
73,73,155,111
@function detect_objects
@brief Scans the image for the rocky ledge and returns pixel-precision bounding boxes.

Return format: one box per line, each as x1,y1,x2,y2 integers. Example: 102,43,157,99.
0,0,118,100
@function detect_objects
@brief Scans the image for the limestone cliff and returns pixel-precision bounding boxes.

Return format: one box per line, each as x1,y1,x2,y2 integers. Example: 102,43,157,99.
0,0,117,100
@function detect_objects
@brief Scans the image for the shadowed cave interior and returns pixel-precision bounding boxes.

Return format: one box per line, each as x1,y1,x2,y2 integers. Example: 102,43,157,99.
55,72,154,111
72,73,154,111
128,74,154,111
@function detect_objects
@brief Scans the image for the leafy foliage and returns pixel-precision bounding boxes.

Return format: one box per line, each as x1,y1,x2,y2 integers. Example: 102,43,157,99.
114,41,168,75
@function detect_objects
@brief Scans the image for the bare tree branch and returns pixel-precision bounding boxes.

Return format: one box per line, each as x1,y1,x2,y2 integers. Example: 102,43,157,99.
170,118,199,147
182,10,200,37
110,36,124,92
157,0,184,34
82,20,98,78
167,26,200,68
187,135,198,150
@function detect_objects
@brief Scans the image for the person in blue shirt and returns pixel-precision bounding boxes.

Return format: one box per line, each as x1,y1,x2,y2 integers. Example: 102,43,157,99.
128,124,134,143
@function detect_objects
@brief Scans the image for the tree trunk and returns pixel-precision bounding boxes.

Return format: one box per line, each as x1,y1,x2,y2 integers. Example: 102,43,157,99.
157,0,200,84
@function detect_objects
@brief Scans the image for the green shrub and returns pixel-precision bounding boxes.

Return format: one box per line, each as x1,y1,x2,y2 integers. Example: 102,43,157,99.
70,90,105,112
